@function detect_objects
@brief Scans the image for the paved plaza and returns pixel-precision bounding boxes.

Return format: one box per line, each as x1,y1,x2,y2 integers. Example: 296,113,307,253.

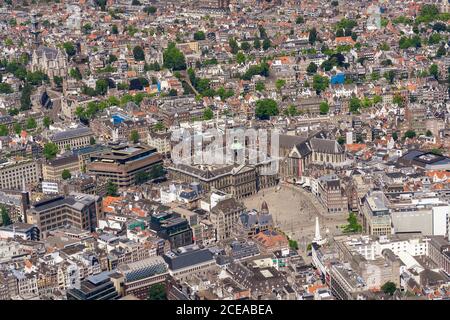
243,183,349,251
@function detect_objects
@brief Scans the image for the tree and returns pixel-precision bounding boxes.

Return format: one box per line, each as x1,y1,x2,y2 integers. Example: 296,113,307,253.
95,79,108,96
82,23,93,34
131,0,141,5
53,76,63,88
308,28,317,44
63,42,76,57
255,81,265,92
43,142,59,160
429,64,439,80
106,180,118,196
147,283,166,300
262,38,271,51
111,24,118,35
319,101,330,114
392,132,398,141
436,44,446,57
373,95,382,105
143,6,157,15
133,46,145,61
404,130,416,139
228,38,239,54
296,16,304,24
288,239,299,250
135,171,150,184
349,97,362,113
130,130,140,144
0,124,8,136
61,169,71,180
428,33,442,45
342,212,362,233
0,206,11,226
149,164,165,179
13,123,22,135
240,41,251,52
312,74,329,93
69,67,82,80
20,84,32,111
426,130,433,137
306,62,318,75
163,42,186,70
255,99,279,120
236,51,246,64
253,38,261,50
203,107,214,120
284,105,298,117
193,31,205,41
383,70,395,84
241,62,269,80
381,281,397,295
275,79,286,91
0,83,13,94
26,118,37,130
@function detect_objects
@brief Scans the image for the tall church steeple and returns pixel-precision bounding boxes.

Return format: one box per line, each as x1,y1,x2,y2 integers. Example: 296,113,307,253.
30,12,41,49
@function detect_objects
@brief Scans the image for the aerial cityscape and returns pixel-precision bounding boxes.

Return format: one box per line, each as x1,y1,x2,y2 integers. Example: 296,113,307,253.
0,0,449,302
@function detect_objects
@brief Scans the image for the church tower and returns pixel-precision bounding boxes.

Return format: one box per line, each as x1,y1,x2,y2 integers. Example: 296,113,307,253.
30,12,41,49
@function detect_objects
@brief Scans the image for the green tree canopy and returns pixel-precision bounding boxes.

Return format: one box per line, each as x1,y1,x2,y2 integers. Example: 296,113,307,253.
43,142,59,160
0,206,12,226
381,281,397,295
307,62,318,75
163,42,186,70
0,83,13,94
147,283,166,300
133,46,145,61
69,67,82,80
63,42,76,57
342,212,362,233
404,130,416,139
130,130,140,143
26,118,37,130
106,180,118,196
255,81,265,92
193,31,205,41
319,101,330,114
312,74,329,93
275,79,286,91
95,79,108,96
61,169,71,180
0,124,9,136
144,6,157,15
203,107,214,120
255,99,279,120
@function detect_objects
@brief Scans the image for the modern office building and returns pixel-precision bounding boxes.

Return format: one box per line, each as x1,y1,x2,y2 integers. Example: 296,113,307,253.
66,271,119,300
87,144,163,188
26,193,102,238
361,191,392,236
0,159,41,190
116,256,168,300
163,245,217,280
157,216,193,249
